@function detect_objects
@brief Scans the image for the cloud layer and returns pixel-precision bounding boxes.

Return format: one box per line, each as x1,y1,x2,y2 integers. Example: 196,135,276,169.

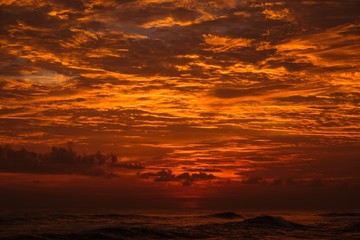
0,0,359,192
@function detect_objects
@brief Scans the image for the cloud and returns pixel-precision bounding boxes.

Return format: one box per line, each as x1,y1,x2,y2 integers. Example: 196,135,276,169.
49,0,85,11
114,162,145,170
203,34,253,52
262,8,293,21
241,177,266,185
0,0,359,191
139,169,216,186
182,167,222,173
213,84,292,99
0,145,143,177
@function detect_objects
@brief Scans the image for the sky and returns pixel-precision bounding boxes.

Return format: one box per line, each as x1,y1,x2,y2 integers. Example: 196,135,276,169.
0,0,359,210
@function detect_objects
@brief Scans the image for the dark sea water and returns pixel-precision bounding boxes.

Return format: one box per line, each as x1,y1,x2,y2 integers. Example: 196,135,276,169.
0,209,359,239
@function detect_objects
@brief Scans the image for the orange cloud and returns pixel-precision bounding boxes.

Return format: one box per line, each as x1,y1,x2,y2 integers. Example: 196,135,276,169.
0,0,359,207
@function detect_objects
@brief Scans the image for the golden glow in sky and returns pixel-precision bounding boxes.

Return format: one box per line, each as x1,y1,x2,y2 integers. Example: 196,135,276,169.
0,0,359,208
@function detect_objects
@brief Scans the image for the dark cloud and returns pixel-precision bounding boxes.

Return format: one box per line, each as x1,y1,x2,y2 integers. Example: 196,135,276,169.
269,177,323,187
0,6,64,30
100,2,201,26
114,162,145,170
287,0,360,31
182,167,222,172
113,0,138,5
49,0,85,10
274,95,321,103
139,169,216,186
0,145,143,177
213,84,291,98
241,177,266,185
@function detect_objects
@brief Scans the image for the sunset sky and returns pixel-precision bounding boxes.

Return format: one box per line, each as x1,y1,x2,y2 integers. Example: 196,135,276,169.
0,0,359,210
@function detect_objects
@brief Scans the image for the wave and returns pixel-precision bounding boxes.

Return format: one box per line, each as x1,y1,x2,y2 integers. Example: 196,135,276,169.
319,212,360,217
0,235,47,240
341,222,360,233
3,214,349,240
0,213,86,225
200,212,243,219
3,226,208,240
241,215,305,229
94,226,206,239
2,216,305,240
196,215,306,231
89,213,160,219
0,215,32,225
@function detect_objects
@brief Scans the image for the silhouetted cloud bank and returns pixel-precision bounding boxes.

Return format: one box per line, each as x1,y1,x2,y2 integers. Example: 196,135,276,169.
0,145,133,177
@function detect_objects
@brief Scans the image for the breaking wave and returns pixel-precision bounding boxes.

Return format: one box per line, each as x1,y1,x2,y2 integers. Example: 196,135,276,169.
241,215,305,228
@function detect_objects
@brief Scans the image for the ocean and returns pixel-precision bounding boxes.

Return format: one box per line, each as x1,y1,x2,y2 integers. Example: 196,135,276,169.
0,209,359,239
